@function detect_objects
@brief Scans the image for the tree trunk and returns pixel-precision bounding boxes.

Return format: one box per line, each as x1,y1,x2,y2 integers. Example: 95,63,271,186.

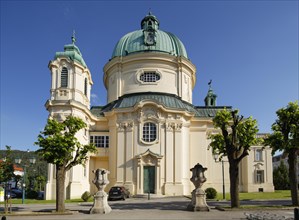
56,165,66,212
288,149,299,206
229,160,240,208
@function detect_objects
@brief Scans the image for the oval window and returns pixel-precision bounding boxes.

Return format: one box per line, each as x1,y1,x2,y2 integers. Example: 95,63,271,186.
140,72,160,83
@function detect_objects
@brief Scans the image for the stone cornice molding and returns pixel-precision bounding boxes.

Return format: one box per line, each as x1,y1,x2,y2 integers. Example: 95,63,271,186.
45,99,99,123
49,57,93,84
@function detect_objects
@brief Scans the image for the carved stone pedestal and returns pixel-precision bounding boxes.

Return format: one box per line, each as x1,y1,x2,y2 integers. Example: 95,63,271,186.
89,168,111,214
187,188,210,212
90,191,111,214
187,163,210,212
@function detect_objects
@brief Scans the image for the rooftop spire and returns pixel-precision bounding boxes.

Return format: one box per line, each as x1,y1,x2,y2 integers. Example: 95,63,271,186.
71,30,76,45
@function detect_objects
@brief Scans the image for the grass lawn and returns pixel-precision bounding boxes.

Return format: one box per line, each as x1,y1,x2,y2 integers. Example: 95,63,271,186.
216,190,291,201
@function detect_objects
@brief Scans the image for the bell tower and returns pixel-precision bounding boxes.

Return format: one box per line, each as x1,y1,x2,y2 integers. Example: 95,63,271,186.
45,33,94,200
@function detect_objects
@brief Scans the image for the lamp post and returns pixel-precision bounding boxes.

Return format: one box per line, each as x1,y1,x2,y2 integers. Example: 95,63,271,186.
14,156,36,204
213,153,228,200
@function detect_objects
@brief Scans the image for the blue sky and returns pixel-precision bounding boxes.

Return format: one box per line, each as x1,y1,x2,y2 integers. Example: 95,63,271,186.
1,0,298,151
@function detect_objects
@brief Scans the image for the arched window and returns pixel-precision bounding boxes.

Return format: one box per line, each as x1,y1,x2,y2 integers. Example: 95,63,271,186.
142,122,157,142
84,78,88,96
61,67,68,88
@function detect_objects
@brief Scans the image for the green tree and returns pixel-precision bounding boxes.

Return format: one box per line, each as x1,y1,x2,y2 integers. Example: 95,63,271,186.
0,146,15,183
35,175,46,191
264,101,299,205
35,116,97,212
209,109,259,208
273,160,290,190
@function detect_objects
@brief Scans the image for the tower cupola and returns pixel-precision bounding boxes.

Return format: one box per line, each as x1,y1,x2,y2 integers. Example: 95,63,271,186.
204,80,217,107
47,32,93,110
55,31,87,68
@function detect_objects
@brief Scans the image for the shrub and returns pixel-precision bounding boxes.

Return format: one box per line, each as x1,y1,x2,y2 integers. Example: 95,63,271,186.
205,187,217,199
81,191,92,202
26,190,38,199
273,161,290,190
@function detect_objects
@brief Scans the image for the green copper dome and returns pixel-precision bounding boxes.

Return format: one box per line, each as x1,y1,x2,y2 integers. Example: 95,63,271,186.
55,33,87,67
111,13,188,59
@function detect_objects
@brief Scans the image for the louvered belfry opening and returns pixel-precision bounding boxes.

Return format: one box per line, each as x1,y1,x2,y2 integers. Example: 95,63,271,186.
61,67,68,88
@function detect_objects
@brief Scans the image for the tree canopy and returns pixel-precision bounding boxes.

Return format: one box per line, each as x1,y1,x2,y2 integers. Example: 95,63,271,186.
0,146,15,183
209,109,260,161
265,101,299,154
36,116,97,170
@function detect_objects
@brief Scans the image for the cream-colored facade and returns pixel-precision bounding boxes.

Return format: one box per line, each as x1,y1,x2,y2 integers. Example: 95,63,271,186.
44,14,274,200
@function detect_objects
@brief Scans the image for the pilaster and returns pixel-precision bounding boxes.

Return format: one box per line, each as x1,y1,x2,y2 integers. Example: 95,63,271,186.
165,122,174,183
125,122,134,193
174,123,183,183
116,122,125,184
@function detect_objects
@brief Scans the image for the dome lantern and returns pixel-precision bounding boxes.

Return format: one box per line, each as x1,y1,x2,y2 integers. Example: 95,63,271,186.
141,12,159,31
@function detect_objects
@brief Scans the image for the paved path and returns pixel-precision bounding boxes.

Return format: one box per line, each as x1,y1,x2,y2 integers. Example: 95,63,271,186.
1,196,295,220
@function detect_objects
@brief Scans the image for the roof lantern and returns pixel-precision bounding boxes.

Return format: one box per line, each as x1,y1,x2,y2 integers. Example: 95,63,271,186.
204,80,217,107
141,11,160,31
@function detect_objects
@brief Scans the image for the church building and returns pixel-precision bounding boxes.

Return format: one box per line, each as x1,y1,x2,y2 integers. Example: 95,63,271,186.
44,13,274,199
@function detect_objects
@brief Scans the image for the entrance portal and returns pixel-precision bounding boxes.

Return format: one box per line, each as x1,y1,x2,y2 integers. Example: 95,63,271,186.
143,166,155,193
136,149,162,195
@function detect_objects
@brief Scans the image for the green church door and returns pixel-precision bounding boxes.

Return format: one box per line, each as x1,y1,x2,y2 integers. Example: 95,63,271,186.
143,166,155,193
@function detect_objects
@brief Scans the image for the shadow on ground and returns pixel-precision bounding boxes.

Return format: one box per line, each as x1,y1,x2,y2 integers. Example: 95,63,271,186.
80,200,189,211
0,207,26,212
208,199,292,207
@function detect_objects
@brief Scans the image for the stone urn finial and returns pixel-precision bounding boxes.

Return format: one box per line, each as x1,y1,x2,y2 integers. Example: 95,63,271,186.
190,163,207,188
90,168,111,214
187,163,210,212
92,168,110,191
